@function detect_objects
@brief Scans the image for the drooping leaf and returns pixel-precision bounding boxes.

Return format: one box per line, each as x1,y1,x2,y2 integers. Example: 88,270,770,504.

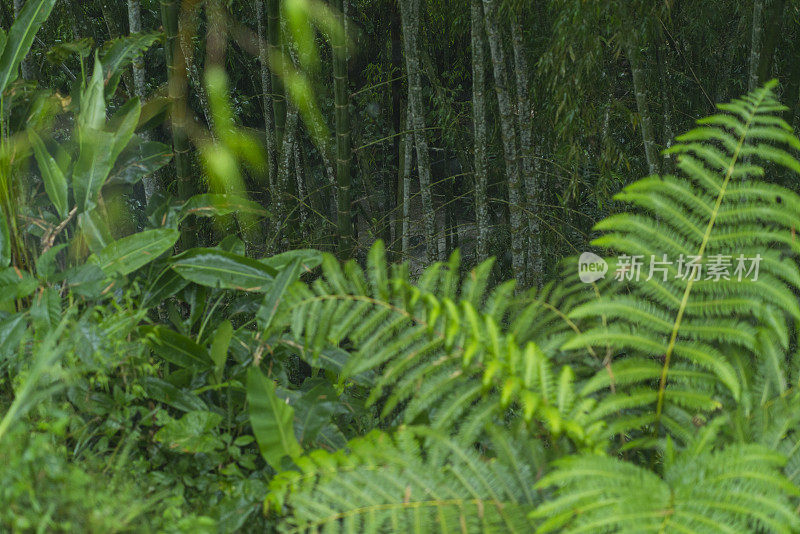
27,128,69,217
178,194,267,222
88,228,179,276
247,366,303,469
0,0,57,94
107,140,172,186
154,410,224,454
260,249,322,273
140,325,213,371
171,248,277,291
46,37,93,63
99,32,161,96
141,376,208,413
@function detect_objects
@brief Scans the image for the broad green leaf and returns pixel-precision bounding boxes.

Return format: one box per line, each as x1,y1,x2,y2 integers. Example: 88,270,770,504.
210,320,233,383
257,258,302,334
107,140,172,186
62,263,111,298
0,208,9,267
154,410,224,454
141,325,213,371
0,29,7,61
46,37,93,63
141,376,208,413
73,127,116,213
0,0,56,94
178,194,266,222
171,248,277,291
27,128,69,216
247,366,303,469
78,55,105,131
260,249,322,273
89,228,179,276
107,98,141,159
100,32,161,96
77,208,112,253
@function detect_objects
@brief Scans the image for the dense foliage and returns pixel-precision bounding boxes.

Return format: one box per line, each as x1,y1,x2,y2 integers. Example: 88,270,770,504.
3,0,800,532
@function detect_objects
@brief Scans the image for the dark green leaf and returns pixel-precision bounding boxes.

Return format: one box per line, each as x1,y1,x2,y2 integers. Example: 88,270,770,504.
171,248,277,291
77,209,113,253
141,325,212,371
257,258,302,334
178,194,267,222
107,140,172,187
141,376,208,413
247,366,303,469
89,228,179,276
35,243,67,280
260,249,322,274
142,267,190,308
210,320,233,383
63,263,110,298
27,128,69,217
0,0,57,93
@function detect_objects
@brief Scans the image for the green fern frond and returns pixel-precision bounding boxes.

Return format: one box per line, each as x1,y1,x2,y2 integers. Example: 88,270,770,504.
267,427,539,533
566,81,800,441
264,240,605,449
532,444,800,533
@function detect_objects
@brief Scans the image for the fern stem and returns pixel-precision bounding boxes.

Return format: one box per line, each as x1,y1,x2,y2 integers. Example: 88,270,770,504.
654,89,765,425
